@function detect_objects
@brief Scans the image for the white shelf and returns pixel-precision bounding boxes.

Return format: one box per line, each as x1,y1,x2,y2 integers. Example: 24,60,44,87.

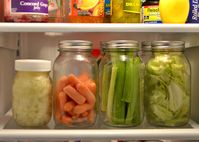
0,23,199,33
1,111,199,141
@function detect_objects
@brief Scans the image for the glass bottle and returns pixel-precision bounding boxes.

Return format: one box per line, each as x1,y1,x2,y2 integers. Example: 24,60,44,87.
111,0,141,23
13,60,52,127
4,0,48,22
99,40,144,127
145,41,191,127
53,40,98,128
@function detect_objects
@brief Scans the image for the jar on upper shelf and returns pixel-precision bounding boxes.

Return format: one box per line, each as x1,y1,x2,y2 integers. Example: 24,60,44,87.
12,60,52,127
111,0,141,23
53,40,98,128
4,0,48,22
99,40,144,127
145,41,191,127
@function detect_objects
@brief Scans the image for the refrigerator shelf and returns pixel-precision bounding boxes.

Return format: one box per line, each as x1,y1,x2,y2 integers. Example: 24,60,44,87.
0,23,199,33
0,111,199,141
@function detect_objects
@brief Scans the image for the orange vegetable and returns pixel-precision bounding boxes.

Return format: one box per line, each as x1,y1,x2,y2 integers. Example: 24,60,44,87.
81,111,89,117
56,76,68,93
62,115,72,125
63,85,86,105
57,91,67,115
85,80,96,94
78,73,89,82
73,103,92,115
64,101,76,112
76,83,96,107
88,110,96,124
66,74,81,86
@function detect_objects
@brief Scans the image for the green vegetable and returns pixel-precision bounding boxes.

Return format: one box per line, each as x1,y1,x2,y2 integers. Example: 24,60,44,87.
145,53,190,126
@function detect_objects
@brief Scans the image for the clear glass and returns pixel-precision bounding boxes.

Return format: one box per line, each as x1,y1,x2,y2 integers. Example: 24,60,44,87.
12,71,52,127
48,0,66,22
53,50,98,128
99,50,144,127
111,0,140,23
145,51,191,127
4,0,48,22
140,50,152,64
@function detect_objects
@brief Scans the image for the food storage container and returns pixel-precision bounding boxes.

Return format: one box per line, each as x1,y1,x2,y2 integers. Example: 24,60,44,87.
140,41,152,64
145,41,191,127
99,40,144,127
53,40,98,128
4,0,48,22
48,0,66,22
111,0,141,23
12,60,52,127
68,0,104,23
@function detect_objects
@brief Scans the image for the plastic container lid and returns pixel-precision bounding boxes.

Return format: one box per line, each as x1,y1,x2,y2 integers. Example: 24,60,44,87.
15,59,51,72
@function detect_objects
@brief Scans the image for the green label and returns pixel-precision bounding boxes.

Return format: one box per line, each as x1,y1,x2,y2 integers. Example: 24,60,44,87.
123,0,141,13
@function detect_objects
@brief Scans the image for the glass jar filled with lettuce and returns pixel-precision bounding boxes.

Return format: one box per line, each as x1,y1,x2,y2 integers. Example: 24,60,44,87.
13,60,52,127
145,41,191,127
99,40,144,127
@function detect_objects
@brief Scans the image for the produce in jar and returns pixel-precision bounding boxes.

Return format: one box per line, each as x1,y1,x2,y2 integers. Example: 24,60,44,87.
145,53,190,126
55,73,97,126
111,0,141,23
68,0,104,23
4,0,48,22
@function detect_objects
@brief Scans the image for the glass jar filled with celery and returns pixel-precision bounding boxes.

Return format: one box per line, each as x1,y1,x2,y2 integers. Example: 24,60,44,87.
99,40,144,127
145,41,191,127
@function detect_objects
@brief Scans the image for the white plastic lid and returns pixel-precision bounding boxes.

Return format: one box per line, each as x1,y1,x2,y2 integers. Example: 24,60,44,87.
15,59,51,72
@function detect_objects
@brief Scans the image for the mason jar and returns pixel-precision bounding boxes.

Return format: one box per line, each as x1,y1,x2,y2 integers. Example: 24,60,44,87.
53,40,98,128
145,41,191,127
140,41,152,64
99,40,144,127
12,60,52,127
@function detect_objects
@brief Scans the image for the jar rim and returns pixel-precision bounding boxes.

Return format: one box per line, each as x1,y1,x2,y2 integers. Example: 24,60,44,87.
152,41,185,51
141,41,152,51
58,40,92,51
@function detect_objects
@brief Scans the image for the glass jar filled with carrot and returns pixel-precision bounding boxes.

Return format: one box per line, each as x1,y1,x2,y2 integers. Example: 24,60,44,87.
99,40,144,127
68,0,104,23
53,40,98,128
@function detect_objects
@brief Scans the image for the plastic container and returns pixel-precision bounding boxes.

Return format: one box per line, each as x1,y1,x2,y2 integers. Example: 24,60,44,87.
53,40,98,128
145,41,191,127
99,40,144,127
4,0,48,22
12,60,52,127
140,41,152,64
111,0,141,23
142,0,161,23
48,0,66,23
68,0,104,23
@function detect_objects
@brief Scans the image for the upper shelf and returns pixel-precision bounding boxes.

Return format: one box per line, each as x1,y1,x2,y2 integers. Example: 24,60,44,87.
0,23,199,33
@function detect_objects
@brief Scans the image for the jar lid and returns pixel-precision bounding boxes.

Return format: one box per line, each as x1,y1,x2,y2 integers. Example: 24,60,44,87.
152,41,185,51
141,41,152,51
105,40,139,51
15,60,51,72
59,40,92,51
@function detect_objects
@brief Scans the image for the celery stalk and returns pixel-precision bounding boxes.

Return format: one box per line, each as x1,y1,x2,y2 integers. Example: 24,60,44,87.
112,57,126,124
101,64,111,112
106,65,118,121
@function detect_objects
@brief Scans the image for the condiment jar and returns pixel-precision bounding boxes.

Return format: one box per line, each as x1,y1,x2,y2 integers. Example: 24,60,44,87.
68,0,104,23
99,40,144,127
53,40,98,128
111,0,141,23
140,41,152,64
4,0,48,22
145,41,191,127
13,60,52,127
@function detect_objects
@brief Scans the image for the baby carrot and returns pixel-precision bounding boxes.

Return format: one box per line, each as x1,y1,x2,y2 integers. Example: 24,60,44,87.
57,91,67,115
66,74,81,86
81,111,89,117
73,103,92,115
62,115,72,125
56,76,68,93
76,83,96,107
63,85,86,105
78,73,89,82
64,101,76,112
85,80,96,94
88,110,96,124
